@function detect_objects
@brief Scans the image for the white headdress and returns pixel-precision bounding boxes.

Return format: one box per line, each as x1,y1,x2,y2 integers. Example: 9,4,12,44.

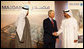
64,9,73,18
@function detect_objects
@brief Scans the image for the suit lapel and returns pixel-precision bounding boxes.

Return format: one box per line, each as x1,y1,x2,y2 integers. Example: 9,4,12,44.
48,18,54,28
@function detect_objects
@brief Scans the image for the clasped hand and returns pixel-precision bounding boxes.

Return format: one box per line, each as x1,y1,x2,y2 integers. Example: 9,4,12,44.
52,32,57,36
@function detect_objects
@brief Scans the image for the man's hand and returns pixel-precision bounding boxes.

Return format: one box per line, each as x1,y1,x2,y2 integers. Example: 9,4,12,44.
56,38,59,43
74,40,78,43
52,32,57,36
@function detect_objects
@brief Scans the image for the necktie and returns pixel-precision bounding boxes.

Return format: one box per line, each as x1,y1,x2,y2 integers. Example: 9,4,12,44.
51,19,54,27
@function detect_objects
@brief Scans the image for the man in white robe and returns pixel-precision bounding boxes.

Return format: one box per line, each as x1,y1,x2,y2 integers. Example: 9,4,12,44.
15,5,32,48
54,9,79,48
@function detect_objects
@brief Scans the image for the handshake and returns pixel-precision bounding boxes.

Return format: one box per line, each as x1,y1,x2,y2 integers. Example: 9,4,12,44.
52,32,58,36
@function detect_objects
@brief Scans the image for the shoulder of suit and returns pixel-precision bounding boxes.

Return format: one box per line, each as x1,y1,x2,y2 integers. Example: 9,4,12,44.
43,18,49,21
53,19,56,22
53,19,55,21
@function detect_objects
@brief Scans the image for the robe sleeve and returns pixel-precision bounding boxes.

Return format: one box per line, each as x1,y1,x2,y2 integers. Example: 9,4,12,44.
74,20,78,40
57,20,64,36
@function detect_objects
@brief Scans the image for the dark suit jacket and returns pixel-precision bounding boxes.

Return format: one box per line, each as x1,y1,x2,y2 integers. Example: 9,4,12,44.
43,18,59,43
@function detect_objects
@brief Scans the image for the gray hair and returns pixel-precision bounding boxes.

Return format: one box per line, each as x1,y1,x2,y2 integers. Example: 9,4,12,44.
48,10,54,16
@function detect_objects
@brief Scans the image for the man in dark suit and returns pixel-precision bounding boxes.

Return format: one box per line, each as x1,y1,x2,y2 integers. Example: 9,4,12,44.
43,10,59,48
